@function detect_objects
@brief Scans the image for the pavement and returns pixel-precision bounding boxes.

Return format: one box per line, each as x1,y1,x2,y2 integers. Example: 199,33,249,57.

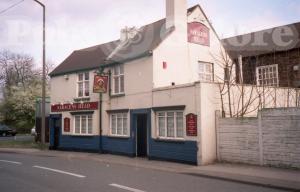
0,148,299,192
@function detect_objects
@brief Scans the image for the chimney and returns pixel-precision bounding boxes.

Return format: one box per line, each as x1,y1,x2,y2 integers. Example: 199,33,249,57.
166,0,187,29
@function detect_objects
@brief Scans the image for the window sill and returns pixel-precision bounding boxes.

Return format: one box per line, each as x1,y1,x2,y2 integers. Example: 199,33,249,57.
154,137,186,143
70,134,95,137
110,93,125,98
107,135,131,139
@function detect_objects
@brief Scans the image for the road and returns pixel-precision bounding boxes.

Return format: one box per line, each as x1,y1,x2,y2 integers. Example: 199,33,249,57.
0,135,34,142
0,152,289,192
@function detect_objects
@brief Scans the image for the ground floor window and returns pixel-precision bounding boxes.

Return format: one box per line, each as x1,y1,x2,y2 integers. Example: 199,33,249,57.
74,115,93,135
157,111,184,139
110,113,128,136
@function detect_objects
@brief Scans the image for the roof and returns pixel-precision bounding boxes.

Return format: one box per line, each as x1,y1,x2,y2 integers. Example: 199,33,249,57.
222,22,300,59
49,41,119,77
50,5,201,77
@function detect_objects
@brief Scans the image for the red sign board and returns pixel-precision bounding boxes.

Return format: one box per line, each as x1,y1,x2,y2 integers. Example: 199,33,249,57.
93,75,109,93
51,102,98,112
64,118,70,132
186,113,198,136
188,22,210,46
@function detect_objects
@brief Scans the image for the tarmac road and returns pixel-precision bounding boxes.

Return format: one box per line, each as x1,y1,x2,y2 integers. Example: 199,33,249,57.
0,152,290,192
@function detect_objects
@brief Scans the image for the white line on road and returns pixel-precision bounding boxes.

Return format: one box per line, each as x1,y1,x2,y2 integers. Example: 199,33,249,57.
0,160,22,165
109,183,146,192
33,165,86,178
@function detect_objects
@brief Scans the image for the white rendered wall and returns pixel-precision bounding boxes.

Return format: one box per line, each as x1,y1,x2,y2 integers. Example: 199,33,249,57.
50,70,100,135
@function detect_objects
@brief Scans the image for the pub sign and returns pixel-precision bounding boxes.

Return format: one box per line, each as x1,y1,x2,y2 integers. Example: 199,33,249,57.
93,75,109,93
186,113,198,136
188,22,210,46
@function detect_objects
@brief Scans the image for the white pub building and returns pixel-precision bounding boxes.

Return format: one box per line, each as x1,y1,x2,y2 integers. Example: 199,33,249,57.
49,0,228,165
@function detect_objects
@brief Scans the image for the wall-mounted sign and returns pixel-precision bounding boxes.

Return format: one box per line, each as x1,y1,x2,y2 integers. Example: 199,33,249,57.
186,113,198,136
51,102,98,112
188,22,210,46
93,75,109,93
64,118,70,132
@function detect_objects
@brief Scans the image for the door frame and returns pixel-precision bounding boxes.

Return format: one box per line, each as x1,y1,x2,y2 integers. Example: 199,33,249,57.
130,109,151,157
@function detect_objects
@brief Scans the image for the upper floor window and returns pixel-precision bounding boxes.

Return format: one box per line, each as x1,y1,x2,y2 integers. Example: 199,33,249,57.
78,72,89,97
256,64,279,87
113,65,124,95
157,111,184,139
198,62,213,82
110,113,128,137
74,114,93,135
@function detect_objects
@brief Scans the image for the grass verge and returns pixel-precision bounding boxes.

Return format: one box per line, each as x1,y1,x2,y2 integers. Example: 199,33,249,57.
0,140,48,150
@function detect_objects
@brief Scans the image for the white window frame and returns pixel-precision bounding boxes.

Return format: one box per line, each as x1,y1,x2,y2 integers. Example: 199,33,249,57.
77,72,90,98
73,114,93,136
198,61,214,82
156,111,184,140
256,64,279,87
112,65,125,95
110,113,129,137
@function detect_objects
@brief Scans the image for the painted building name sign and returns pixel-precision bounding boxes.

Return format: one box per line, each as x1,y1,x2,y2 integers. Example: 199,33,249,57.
188,22,210,46
186,113,198,136
51,102,99,112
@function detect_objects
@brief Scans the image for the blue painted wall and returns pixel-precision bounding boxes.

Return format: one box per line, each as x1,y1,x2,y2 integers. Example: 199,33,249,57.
149,139,198,165
102,136,135,156
59,135,100,152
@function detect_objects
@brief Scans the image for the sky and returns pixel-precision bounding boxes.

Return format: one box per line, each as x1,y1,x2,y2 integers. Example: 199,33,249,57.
0,0,299,68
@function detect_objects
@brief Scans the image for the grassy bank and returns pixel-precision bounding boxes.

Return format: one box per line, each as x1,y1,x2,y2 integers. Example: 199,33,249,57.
0,140,48,150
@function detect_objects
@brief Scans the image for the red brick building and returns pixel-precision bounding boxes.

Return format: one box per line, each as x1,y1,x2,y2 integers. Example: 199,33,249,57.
223,22,300,88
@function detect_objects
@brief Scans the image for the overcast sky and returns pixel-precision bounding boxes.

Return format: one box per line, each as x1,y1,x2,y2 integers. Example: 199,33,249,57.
0,0,299,67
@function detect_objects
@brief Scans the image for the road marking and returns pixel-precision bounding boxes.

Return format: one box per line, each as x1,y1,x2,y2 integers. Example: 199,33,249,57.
33,165,86,178
0,160,22,165
109,183,146,192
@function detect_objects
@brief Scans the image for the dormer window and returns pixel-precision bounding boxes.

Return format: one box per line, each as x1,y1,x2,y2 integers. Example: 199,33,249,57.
77,72,90,98
113,65,125,95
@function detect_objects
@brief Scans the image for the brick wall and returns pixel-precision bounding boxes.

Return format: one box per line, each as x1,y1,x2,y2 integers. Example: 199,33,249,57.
237,48,300,88
217,108,300,169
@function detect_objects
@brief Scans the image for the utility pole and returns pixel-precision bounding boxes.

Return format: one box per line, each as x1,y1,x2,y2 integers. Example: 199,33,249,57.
33,0,46,144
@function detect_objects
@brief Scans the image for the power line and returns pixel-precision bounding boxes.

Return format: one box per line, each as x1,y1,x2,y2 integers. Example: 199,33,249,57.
0,0,25,16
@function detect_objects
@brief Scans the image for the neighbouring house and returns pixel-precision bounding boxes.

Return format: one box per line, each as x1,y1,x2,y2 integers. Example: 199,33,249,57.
223,22,300,88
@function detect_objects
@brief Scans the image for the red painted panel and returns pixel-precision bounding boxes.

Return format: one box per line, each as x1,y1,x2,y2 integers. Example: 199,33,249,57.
51,102,98,112
186,113,198,136
64,117,70,132
188,22,210,46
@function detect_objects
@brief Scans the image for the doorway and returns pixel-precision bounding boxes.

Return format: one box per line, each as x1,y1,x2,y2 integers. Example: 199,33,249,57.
53,118,60,149
136,114,148,157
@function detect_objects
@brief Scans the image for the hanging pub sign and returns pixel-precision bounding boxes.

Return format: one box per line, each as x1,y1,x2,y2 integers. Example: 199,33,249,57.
51,102,98,112
186,113,198,136
64,118,70,132
188,22,210,46
93,75,109,93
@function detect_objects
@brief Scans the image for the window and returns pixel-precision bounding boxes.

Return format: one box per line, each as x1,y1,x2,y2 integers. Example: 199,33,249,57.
256,64,279,86
77,72,90,97
198,62,213,82
110,113,128,136
113,65,124,94
74,115,93,135
157,111,184,139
